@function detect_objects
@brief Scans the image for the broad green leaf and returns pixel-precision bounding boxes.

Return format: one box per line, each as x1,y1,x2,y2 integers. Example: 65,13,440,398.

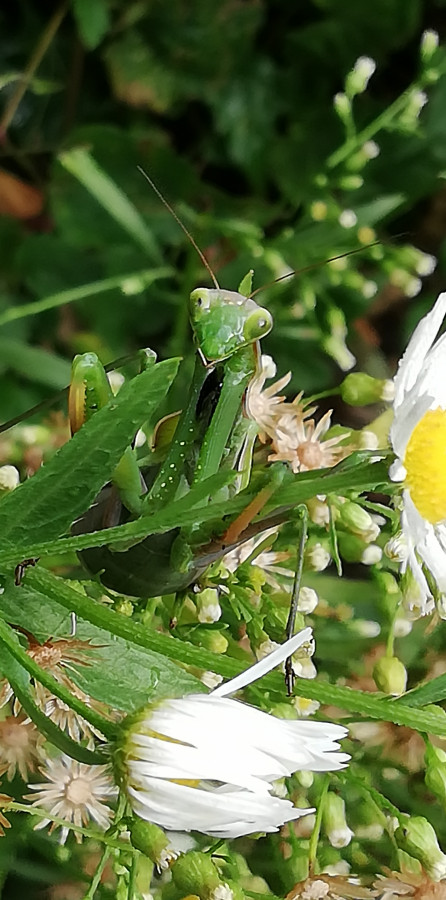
58,148,160,257
0,358,179,554
73,0,110,50
0,574,203,710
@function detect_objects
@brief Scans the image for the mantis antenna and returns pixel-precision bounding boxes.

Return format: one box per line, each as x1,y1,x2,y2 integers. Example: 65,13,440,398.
137,166,220,290
249,242,382,299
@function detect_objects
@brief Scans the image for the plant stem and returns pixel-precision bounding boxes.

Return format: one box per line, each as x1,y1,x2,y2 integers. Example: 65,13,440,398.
0,2,69,139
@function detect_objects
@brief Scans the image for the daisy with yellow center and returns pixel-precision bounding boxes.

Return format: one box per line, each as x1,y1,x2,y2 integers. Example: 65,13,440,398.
390,292,446,613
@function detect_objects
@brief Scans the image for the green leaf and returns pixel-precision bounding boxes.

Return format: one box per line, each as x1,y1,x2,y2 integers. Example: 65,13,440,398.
0,338,71,388
0,457,391,566
73,0,110,50
0,574,203,710
0,358,179,554
395,674,446,708
58,147,160,257
18,569,446,738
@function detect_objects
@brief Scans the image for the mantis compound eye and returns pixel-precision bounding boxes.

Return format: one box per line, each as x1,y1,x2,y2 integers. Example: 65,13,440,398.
190,288,211,311
243,307,273,342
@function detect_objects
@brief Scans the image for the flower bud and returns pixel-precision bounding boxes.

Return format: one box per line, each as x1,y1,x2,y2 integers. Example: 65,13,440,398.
310,201,328,221
338,175,364,191
337,532,367,563
420,29,439,63
189,629,228,654
196,589,221,624
171,851,222,899
113,597,134,617
340,373,394,406
0,465,19,493
305,541,331,572
337,500,374,535
394,816,446,881
361,544,382,565
373,656,407,695
129,819,177,869
323,793,354,848
297,587,319,614
333,92,351,122
345,56,376,96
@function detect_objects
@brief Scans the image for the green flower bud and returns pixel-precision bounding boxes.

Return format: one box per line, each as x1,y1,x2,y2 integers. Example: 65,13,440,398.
337,500,374,535
129,818,176,869
337,532,367,563
188,628,228,654
171,852,221,900
113,598,134,617
333,92,351,122
340,373,394,406
345,56,376,97
420,29,439,64
323,793,353,848
373,656,407,695
395,816,446,881
196,589,222,624
338,175,364,191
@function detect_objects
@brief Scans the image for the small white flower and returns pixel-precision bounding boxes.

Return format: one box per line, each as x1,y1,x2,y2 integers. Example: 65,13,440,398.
306,542,331,571
390,292,446,612
338,210,357,229
362,140,380,159
26,755,116,844
297,587,319,614
120,629,349,838
0,465,20,492
293,697,321,718
415,252,437,277
361,544,382,565
196,588,222,624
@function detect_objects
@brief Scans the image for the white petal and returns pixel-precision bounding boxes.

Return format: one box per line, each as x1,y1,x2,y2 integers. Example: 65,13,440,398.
212,627,313,697
393,292,446,410
128,778,313,838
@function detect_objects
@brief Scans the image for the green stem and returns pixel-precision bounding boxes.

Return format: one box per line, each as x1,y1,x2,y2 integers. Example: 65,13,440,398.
0,2,68,137
24,569,446,736
327,84,420,170
83,846,111,900
1,800,132,850
0,269,170,327
0,616,116,740
308,774,330,874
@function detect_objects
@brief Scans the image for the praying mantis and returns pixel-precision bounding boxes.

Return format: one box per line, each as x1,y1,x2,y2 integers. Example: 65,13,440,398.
69,268,276,599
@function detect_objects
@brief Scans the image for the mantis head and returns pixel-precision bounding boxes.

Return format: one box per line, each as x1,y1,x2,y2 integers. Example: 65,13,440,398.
189,287,273,363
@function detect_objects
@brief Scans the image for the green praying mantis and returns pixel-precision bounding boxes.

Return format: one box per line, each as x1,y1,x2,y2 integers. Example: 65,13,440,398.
69,267,275,599
63,175,383,609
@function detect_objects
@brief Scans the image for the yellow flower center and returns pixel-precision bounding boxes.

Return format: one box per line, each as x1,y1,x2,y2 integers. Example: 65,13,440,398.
404,408,446,523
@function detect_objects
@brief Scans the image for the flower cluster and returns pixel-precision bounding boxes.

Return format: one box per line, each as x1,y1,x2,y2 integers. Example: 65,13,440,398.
246,356,349,473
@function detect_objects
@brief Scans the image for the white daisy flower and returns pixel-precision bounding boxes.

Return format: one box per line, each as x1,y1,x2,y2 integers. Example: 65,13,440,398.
390,292,446,614
118,628,349,839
